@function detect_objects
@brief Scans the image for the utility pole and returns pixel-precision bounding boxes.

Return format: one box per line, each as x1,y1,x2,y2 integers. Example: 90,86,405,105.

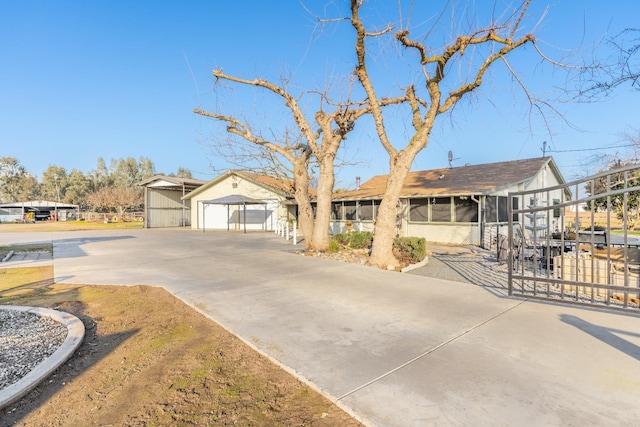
541,141,548,157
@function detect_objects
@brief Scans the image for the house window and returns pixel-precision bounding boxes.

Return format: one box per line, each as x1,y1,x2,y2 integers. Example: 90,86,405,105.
553,198,561,218
344,201,357,221
431,197,452,222
409,198,428,222
331,202,341,220
454,197,478,222
512,196,519,222
498,196,509,222
485,196,497,223
359,200,377,221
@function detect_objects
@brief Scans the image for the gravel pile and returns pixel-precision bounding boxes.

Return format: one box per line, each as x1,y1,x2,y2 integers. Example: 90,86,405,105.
0,310,68,390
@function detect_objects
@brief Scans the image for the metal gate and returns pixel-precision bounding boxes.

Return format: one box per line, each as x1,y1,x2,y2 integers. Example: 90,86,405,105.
508,163,640,313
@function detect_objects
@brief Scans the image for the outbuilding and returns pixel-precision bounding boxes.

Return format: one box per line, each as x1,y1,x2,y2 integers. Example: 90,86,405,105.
0,200,79,222
182,170,297,232
136,175,207,228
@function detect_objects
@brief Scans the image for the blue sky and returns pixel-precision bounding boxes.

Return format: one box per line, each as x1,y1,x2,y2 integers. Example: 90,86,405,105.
1,1,638,188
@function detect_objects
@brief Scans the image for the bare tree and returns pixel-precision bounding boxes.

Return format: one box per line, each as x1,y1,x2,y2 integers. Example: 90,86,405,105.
347,0,587,267
195,72,400,251
196,104,317,247
582,28,640,96
86,186,143,219
196,1,598,265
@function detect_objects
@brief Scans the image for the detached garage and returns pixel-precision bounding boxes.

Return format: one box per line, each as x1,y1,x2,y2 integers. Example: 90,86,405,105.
137,175,206,228
183,171,296,232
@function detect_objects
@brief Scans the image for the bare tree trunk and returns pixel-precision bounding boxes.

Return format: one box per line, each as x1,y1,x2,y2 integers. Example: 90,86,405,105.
292,160,315,249
310,154,336,251
369,153,414,268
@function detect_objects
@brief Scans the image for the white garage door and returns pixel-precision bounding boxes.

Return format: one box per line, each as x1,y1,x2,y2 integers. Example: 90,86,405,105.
199,201,279,231
199,203,229,230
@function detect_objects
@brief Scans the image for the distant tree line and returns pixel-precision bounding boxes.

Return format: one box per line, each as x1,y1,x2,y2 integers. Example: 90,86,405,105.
0,156,193,216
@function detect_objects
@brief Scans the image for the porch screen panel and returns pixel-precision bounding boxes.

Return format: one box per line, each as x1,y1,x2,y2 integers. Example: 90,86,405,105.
454,197,478,222
511,196,519,222
498,196,509,222
344,201,357,220
485,196,498,222
431,197,451,222
331,202,341,220
409,198,428,222
359,201,375,221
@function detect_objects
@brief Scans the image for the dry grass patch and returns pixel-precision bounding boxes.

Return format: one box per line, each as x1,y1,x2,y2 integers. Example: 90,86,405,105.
1,271,361,426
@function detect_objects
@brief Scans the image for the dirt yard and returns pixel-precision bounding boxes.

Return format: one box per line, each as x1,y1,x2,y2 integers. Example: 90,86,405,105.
0,229,363,426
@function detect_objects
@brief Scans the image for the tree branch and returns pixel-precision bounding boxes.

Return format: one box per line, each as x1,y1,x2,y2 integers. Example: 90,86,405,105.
194,108,298,164
350,0,397,156
212,69,319,153
439,34,534,113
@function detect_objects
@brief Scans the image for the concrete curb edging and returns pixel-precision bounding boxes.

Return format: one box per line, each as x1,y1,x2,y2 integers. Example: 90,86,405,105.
0,306,85,410
400,255,429,273
1,250,14,263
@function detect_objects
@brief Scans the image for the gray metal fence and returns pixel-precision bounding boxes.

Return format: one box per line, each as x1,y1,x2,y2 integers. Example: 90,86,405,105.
508,164,640,312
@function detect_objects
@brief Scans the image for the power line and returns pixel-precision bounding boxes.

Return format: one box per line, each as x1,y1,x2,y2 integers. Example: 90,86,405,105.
548,143,636,153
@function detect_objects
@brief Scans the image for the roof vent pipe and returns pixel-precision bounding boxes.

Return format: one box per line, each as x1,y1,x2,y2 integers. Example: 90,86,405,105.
356,176,361,190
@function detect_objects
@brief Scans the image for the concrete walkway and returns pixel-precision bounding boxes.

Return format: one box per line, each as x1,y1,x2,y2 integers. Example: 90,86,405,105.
1,229,639,426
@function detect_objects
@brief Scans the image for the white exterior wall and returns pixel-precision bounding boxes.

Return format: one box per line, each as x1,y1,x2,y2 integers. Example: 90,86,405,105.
329,220,375,235
406,223,480,245
329,219,479,245
519,165,567,234
188,176,288,231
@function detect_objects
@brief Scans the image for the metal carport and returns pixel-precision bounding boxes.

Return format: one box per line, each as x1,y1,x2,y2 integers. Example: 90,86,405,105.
201,194,268,233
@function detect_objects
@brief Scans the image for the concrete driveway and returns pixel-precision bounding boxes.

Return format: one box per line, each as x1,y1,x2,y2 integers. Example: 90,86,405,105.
3,229,640,426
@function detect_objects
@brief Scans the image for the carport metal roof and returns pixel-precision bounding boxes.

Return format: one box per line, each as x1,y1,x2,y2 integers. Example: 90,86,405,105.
200,195,268,233
136,175,206,191
0,200,78,209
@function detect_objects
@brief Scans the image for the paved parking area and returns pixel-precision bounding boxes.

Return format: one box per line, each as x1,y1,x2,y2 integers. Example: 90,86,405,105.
409,246,510,297
2,229,640,426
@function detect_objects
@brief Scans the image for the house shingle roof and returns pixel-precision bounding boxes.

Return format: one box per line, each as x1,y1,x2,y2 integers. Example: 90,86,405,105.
233,171,295,196
333,157,557,200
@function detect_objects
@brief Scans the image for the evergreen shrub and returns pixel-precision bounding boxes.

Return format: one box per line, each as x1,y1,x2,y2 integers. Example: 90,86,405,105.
349,231,373,249
393,237,426,265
